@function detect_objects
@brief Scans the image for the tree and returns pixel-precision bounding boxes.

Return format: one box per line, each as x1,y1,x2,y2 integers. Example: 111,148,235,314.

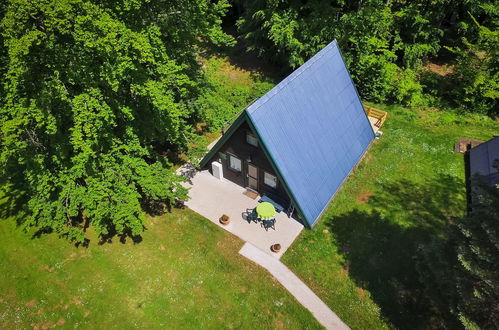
0,0,231,243
234,0,497,109
453,177,499,328
416,175,499,329
447,18,498,116
235,0,431,104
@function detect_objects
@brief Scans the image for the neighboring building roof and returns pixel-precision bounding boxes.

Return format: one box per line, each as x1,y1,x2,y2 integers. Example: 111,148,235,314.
201,40,375,227
469,136,499,187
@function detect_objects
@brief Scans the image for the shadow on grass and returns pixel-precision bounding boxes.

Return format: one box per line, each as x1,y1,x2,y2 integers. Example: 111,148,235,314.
0,186,27,222
327,174,464,328
97,228,143,246
201,29,286,84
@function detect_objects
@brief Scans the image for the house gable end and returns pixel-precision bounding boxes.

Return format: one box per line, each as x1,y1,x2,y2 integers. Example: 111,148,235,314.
199,111,247,169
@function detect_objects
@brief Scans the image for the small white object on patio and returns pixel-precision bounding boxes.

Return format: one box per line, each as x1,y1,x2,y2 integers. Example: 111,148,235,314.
178,165,303,259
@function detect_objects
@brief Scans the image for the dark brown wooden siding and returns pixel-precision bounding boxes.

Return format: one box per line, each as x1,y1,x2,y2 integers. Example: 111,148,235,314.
204,121,291,209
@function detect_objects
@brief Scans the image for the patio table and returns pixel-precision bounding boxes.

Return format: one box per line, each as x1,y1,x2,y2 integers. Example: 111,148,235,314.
256,202,276,220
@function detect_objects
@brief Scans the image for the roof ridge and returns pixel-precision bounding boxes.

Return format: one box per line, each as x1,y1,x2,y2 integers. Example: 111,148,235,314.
246,40,338,115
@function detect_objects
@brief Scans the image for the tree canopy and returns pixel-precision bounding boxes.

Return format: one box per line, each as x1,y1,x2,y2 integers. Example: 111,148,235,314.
0,0,231,242
235,0,498,114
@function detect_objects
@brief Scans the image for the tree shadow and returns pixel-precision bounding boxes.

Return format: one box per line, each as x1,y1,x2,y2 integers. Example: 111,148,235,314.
327,174,464,328
31,226,53,239
201,27,287,84
177,163,197,184
97,226,144,246
0,186,28,222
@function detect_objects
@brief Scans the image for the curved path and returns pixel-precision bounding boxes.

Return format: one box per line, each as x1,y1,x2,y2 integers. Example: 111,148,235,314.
240,243,350,330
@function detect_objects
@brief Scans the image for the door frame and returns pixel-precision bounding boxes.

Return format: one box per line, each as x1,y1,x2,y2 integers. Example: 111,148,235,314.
246,162,258,191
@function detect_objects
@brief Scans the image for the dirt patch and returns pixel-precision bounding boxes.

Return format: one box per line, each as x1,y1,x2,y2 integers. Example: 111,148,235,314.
65,250,91,262
25,299,37,308
56,319,65,326
425,63,454,76
32,308,44,316
273,312,286,329
32,321,56,330
71,296,82,306
357,191,373,204
218,57,254,85
356,287,367,299
40,265,55,272
159,244,166,251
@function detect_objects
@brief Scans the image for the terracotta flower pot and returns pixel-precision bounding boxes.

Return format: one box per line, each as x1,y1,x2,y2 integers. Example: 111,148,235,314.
271,243,281,253
219,214,230,225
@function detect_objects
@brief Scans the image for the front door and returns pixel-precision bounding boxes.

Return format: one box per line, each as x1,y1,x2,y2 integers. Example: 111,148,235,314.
247,163,258,190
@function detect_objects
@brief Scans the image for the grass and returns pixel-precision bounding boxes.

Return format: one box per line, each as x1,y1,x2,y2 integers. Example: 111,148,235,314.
0,207,321,329
196,55,275,131
2,51,497,329
192,52,499,328
282,104,499,329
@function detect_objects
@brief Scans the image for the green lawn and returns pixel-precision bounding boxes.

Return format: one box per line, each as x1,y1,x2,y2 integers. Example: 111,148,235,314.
2,52,497,329
282,105,499,329
0,207,320,329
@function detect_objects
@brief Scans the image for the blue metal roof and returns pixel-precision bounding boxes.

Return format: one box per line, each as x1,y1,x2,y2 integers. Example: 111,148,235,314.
469,136,499,187
246,40,375,227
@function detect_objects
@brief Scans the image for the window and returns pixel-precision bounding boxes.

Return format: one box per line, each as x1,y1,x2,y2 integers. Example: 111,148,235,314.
229,154,242,172
246,132,258,147
264,171,277,188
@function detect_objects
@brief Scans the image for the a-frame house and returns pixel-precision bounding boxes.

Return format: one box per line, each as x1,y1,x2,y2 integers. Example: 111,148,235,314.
200,40,375,228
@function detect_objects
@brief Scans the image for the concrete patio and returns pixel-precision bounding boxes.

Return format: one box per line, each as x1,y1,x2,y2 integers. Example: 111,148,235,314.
178,165,304,259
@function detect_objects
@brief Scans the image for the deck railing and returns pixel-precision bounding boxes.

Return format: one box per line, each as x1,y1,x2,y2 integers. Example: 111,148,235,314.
364,105,388,128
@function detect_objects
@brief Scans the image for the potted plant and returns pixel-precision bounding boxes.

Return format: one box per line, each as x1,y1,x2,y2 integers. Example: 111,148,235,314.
219,214,230,225
271,243,281,253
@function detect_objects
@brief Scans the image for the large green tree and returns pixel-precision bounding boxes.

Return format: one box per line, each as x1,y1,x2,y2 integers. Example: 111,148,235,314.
0,0,231,242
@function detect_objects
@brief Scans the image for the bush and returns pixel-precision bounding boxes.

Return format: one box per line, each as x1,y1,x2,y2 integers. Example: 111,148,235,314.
392,68,426,107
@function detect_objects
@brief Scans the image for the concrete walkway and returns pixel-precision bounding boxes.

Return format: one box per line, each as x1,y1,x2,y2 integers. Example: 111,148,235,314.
240,243,350,330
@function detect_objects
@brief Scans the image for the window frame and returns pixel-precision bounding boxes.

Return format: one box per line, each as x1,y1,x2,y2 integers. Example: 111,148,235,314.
228,154,242,172
263,171,278,189
246,131,258,147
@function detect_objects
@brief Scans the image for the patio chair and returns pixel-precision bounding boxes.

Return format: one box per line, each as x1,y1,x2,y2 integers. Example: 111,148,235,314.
260,218,276,231
245,208,259,224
